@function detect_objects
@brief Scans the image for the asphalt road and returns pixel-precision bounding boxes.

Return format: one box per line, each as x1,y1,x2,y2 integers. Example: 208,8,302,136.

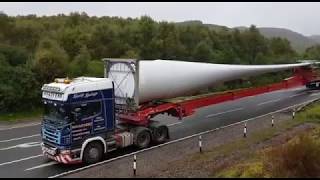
0,86,319,178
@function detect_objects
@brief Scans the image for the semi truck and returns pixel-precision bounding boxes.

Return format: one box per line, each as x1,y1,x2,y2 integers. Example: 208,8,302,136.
40,59,317,164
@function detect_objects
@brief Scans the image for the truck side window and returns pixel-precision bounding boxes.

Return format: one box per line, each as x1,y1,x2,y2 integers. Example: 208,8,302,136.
83,102,101,118
72,101,102,120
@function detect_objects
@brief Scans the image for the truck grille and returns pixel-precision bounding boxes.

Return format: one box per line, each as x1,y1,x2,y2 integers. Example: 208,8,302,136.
42,124,61,145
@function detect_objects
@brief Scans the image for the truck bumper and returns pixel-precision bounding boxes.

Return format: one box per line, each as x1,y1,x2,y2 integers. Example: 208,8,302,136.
41,143,82,164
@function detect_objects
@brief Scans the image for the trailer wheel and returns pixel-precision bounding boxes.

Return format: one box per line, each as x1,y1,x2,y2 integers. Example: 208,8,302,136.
153,126,168,143
136,130,151,149
83,142,103,164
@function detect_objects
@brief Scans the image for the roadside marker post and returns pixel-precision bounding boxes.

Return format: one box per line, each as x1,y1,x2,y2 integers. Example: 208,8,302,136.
243,122,247,138
272,115,274,127
133,154,137,176
292,109,296,119
199,135,202,153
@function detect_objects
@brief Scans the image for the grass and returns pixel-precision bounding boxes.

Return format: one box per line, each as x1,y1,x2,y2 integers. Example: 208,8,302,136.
295,102,320,124
217,162,265,178
263,132,320,177
213,102,320,178
165,102,320,178
215,127,320,178
0,108,43,122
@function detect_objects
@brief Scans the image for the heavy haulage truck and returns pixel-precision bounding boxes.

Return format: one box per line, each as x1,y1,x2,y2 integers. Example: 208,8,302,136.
40,58,317,164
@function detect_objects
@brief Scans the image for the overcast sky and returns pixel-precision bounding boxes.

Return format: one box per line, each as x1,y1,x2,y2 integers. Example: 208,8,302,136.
1,2,319,36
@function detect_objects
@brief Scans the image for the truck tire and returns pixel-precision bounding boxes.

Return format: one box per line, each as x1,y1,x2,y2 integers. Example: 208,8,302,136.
153,126,168,143
136,129,151,149
83,142,103,164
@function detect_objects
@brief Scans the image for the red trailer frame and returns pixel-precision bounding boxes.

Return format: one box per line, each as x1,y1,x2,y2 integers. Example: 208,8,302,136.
117,67,317,126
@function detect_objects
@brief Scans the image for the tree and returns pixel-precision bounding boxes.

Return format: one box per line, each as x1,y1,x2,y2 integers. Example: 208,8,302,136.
121,49,140,59
241,25,268,64
0,14,303,114
88,24,124,59
0,64,40,113
0,12,14,43
33,38,69,83
0,44,29,66
58,27,83,59
155,22,185,59
303,45,320,59
269,37,296,63
68,46,91,77
192,40,214,62
8,19,44,51
136,16,159,59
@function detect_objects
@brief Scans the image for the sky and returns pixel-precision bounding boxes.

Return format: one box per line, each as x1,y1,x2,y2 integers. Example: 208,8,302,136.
0,2,319,36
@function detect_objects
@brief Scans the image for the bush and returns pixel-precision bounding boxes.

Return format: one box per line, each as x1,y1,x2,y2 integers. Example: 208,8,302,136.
216,162,265,178
85,60,104,77
263,133,320,177
0,65,40,113
296,103,320,123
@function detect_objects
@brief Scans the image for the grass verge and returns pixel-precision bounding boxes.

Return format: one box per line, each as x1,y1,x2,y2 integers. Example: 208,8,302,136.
213,102,320,178
0,108,42,122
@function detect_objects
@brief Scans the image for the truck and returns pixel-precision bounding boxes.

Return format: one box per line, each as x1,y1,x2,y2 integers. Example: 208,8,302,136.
40,58,317,164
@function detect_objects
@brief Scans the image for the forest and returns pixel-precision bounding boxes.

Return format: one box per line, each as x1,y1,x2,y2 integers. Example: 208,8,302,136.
1,11,320,114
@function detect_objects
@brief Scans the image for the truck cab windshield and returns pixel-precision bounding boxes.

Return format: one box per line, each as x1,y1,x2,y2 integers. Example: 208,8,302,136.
44,103,69,124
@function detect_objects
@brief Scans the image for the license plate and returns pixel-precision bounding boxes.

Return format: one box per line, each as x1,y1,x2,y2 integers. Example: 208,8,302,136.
43,146,56,156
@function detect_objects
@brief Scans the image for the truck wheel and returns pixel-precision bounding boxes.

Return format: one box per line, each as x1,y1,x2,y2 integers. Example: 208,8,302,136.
153,126,168,143
136,130,151,149
83,142,103,164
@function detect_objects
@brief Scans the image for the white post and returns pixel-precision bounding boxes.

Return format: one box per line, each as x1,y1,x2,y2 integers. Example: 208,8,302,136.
133,154,137,176
243,122,247,138
292,109,295,119
272,115,274,127
199,135,202,153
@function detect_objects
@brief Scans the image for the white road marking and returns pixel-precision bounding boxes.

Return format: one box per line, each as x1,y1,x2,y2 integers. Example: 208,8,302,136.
0,154,43,167
257,99,281,106
311,92,320,97
25,161,58,171
0,142,41,151
0,134,40,143
289,93,306,98
206,108,243,118
49,98,320,178
0,122,41,131
167,122,182,127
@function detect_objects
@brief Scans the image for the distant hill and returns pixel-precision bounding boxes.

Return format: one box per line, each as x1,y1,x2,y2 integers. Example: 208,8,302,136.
257,27,318,53
309,35,320,44
234,26,319,53
176,20,229,32
176,21,320,53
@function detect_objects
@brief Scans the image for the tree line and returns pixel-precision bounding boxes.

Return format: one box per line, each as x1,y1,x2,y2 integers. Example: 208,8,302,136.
0,12,320,114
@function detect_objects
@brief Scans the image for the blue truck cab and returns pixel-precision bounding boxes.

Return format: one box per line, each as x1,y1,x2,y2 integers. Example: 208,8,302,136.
41,59,170,165
41,77,117,164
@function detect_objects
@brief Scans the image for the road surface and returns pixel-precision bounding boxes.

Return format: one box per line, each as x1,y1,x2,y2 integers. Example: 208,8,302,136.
0,86,319,178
